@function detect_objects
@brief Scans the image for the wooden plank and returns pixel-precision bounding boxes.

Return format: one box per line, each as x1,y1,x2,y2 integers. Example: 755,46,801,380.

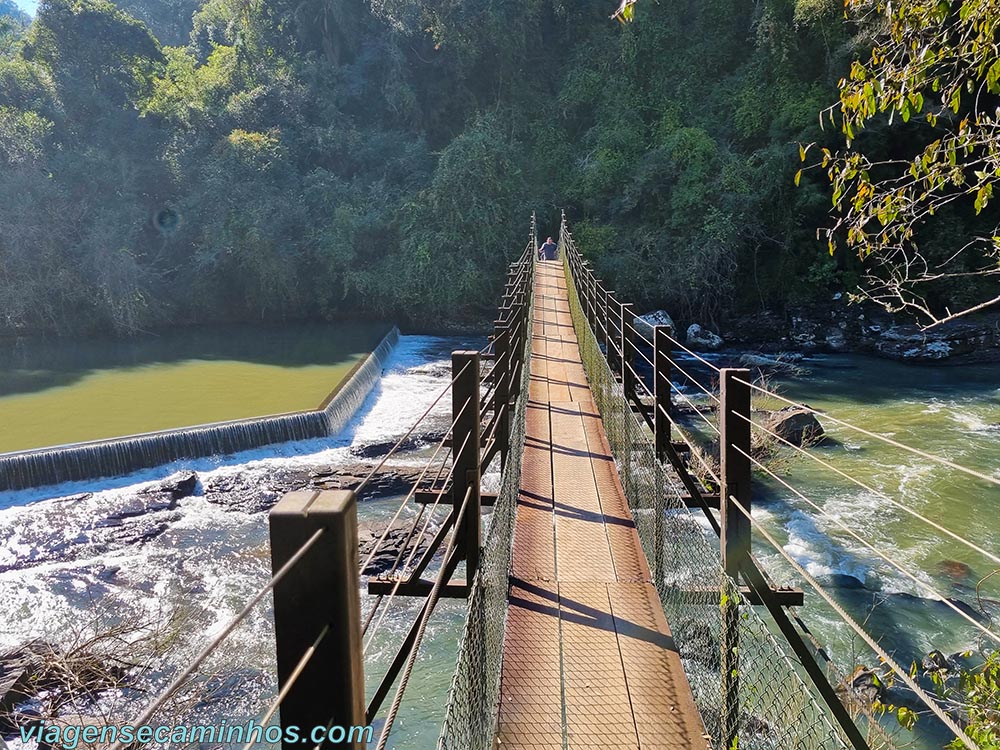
496,260,710,750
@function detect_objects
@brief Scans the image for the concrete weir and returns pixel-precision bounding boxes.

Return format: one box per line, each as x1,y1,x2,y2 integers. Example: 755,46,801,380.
0,327,401,492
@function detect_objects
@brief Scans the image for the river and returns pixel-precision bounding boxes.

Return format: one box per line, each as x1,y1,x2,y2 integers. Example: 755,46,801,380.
0,321,391,453
1,340,997,749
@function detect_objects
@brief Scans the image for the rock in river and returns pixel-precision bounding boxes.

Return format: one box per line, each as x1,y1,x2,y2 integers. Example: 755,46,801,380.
762,406,825,446
875,317,1000,362
686,324,724,351
359,521,431,576
634,310,676,341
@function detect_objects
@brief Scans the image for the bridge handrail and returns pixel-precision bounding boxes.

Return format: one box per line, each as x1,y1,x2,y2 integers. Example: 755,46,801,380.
107,225,538,749
559,212,997,750
559,215,877,750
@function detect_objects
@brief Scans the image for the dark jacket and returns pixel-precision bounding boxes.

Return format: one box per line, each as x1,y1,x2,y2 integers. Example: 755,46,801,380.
539,241,557,260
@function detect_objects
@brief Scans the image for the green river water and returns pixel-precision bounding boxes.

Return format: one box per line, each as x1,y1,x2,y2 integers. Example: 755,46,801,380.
0,321,390,453
722,353,999,747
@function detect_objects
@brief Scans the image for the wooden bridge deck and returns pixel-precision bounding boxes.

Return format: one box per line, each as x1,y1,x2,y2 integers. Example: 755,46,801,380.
495,261,709,749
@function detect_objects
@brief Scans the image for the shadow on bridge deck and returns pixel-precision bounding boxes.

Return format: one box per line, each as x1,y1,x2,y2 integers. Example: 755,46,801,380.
497,261,710,749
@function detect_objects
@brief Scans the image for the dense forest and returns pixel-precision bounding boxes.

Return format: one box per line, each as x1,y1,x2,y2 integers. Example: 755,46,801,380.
0,0,992,336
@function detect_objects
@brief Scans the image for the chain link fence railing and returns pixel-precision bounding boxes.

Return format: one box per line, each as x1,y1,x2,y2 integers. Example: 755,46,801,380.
437,279,533,750
560,236,856,750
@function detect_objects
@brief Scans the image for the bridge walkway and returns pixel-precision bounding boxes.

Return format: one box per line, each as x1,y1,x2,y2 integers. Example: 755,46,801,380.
495,260,709,749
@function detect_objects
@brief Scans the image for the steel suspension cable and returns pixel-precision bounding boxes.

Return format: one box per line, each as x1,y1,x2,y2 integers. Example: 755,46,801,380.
108,527,326,750
363,430,473,655
662,382,721,435
354,360,473,496
361,445,453,638
240,623,332,750
624,360,655,400
661,331,722,373
374,485,475,750
659,404,723,487
731,443,1000,645
730,409,1000,566
727,494,981,750
359,396,472,575
662,353,722,405
734,375,1000,492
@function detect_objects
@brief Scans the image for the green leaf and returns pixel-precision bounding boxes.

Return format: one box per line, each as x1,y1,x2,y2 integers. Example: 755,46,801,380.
897,706,917,730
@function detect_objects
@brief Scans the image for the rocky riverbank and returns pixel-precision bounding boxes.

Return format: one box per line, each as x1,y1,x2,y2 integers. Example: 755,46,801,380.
639,305,1000,364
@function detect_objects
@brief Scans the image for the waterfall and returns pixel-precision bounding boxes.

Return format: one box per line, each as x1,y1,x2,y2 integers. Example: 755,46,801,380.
322,326,400,435
0,327,400,492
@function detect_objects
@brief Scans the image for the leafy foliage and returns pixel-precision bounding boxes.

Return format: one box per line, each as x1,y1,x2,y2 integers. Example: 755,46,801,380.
814,0,1000,326
0,0,991,338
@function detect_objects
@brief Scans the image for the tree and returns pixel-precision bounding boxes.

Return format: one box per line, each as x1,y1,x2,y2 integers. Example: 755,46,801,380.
24,0,163,117
812,0,1000,327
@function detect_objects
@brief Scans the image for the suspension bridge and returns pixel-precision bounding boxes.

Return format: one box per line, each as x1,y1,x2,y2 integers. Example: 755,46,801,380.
109,214,1000,750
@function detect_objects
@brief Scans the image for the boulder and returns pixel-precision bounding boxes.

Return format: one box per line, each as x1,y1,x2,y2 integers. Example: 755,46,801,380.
350,434,443,459
686,324,723,351
789,315,821,350
111,471,198,519
827,573,866,589
203,467,312,514
0,641,76,718
824,326,849,351
151,470,198,499
633,310,676,341
842,666,885,704
0,645,45,716
359,521,431,575
763,406,825,446
311,463,430,498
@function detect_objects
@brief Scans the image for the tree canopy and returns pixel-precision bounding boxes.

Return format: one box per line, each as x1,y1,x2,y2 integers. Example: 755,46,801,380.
0,0,994,338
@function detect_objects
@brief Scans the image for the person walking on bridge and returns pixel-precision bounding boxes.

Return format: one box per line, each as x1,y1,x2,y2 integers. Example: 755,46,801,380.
538,236,558,261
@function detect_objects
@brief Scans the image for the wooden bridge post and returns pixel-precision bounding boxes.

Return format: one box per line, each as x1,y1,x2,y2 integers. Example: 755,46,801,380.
720,367,752,577
621,302,636,402
269,489,365,748
719,367,751,749
653,326,673,460
494,322,511,468
452,351,482,590
605,289,617,368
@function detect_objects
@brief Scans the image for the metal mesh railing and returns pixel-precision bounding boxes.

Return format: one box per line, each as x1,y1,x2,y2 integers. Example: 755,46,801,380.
560,238,854,750
437,276,533,750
